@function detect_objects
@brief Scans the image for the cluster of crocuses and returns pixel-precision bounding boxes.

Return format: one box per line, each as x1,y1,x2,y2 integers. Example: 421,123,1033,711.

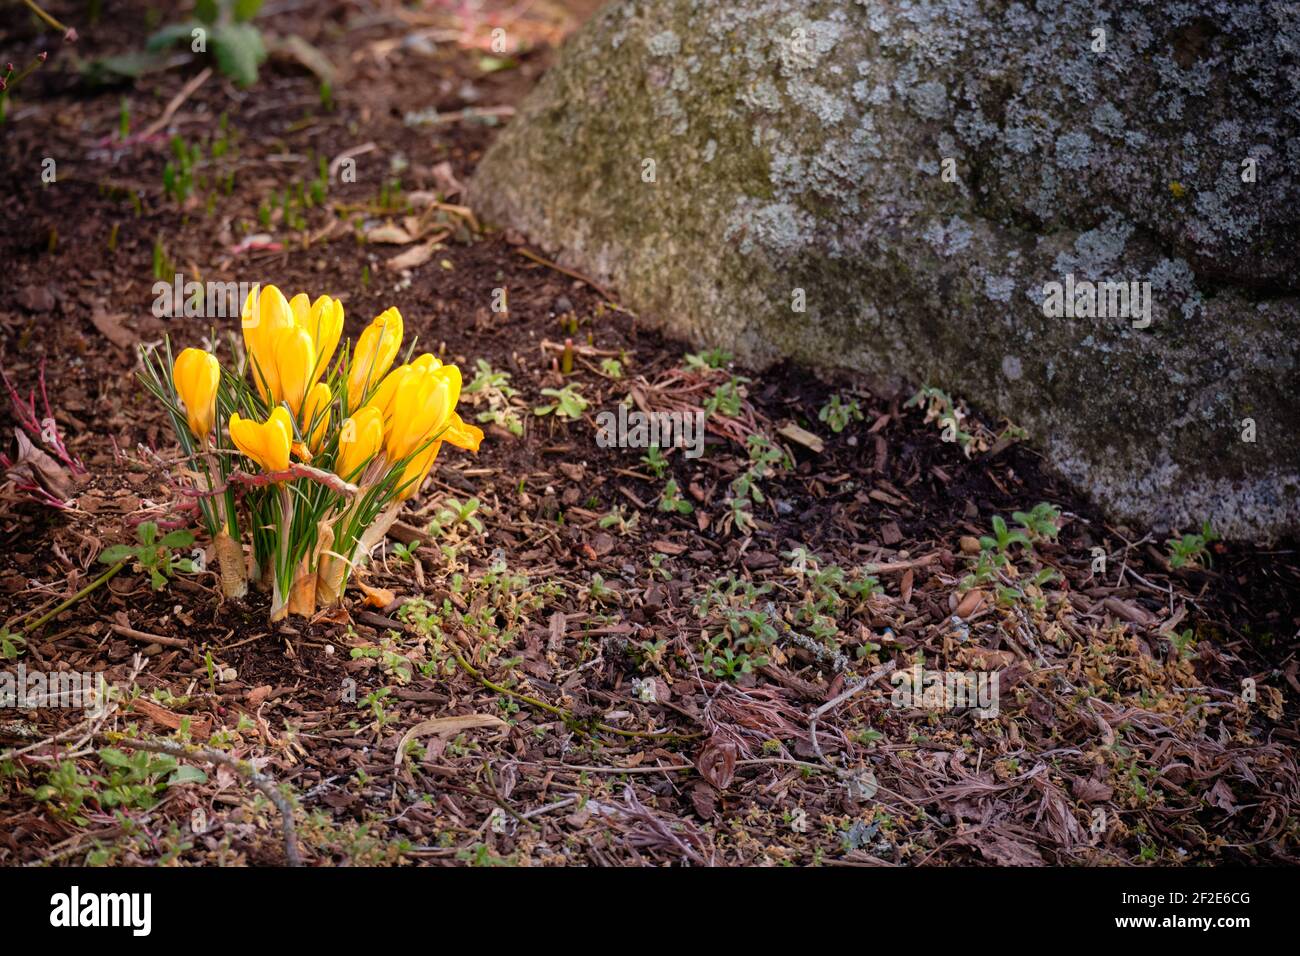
141,284,482,622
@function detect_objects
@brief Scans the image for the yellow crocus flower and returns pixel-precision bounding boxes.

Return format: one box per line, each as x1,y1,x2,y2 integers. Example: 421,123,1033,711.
301,382,332,453
229,406,293,473
345,307,403,409
385,364,461,461
289,293,345,380
336,406,384,480
241,284,295,404
363,352,441,425
395,412,483,501
172,348,220,441
271,325,317,417
307,295,344,378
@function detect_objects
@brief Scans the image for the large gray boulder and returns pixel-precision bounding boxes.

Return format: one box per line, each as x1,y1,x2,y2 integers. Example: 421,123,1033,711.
471,0,1300,541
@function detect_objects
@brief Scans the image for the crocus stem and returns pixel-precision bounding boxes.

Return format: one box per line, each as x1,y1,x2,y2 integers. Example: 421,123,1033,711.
22,0,71,34
203,449,225,528
269,484,293,622
15,561,127,635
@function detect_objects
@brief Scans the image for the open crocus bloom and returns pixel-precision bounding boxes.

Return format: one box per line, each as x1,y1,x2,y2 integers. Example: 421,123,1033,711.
383,363,461,461
395,412,483,500
229,406,293,473
361,352,481,500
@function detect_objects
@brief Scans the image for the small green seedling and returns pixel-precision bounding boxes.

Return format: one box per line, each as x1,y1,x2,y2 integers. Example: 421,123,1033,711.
598,505,639,535
429,497,484,536
99,522,196,590
960,549,1001,590
391,541,419,564
1166,521,1220,570
534,384,588,420
979,515,1029,557
1169,628,1198,661
640,444,669,479
1013,502,1062,542
819,394,864,433
0,626,26,660
704,376,749,418
683,349,731,372
659,479,694,515
466,360,524,437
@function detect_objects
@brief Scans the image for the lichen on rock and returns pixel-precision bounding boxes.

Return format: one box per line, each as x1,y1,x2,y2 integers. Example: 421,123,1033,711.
470,0,1300,541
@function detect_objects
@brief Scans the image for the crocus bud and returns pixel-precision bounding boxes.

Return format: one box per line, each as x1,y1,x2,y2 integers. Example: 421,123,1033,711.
241,284,294,404
271,325,316,416
385,364,460,462
345,307,403,409
172,348,220,441
301,382,332,453
336,406,384,480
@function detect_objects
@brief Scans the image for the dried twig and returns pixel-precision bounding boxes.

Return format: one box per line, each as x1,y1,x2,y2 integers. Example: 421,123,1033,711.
808,660,896,765
140,67,212,140
516,247,615,303
112,737,302,867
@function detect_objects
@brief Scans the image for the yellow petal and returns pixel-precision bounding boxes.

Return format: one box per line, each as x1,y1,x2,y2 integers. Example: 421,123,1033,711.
242,284,293,404
301,382,332,453
288,292,311,326
336,406,385,480
272,325,317,416
441,412,484,452
361,363,411,426
434,363,462,411
308,295,344,378
172,348,220,440
229,406,293,473
362,353,440,426
345,307,404,409
396,439,441,501
386,366,452,461
265,406,294,471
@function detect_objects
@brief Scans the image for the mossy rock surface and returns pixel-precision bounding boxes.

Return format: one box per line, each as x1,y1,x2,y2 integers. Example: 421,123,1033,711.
471,0,1300,541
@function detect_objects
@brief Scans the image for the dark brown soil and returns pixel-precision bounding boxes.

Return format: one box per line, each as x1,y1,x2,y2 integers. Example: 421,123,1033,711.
1,0,1297,867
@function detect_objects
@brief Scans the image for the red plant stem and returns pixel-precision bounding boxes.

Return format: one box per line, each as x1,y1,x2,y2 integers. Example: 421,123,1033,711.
182,463,359,498
0,361,85,474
